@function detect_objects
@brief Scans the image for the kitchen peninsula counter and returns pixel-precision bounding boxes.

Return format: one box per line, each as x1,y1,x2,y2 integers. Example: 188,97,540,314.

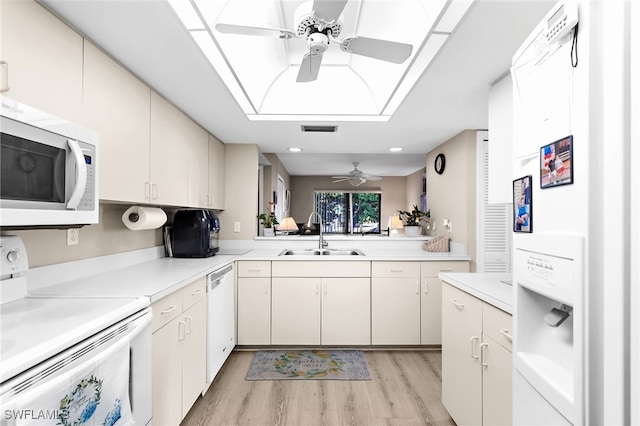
438,272,513,313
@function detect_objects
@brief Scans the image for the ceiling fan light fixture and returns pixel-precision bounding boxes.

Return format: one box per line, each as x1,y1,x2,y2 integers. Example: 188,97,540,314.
348,178,365,187
301,125,338,133
389,147,403,152
288,147,303,152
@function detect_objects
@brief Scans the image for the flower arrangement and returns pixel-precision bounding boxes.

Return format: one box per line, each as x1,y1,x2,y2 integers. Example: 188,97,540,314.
398,205,430,226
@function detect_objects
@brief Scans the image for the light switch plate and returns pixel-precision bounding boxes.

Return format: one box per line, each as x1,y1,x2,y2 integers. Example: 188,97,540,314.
233,222,241,233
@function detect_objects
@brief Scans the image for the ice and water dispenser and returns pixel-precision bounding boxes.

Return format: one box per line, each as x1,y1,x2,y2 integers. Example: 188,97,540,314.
513,235,584,425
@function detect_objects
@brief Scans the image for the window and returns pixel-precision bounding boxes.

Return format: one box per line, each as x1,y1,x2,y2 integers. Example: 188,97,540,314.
314,191,381,234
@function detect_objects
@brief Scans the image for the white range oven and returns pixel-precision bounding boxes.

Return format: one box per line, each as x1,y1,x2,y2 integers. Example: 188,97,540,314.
0,236,151,426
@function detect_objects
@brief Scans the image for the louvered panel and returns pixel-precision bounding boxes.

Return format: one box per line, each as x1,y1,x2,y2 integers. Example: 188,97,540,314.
479,135,511,272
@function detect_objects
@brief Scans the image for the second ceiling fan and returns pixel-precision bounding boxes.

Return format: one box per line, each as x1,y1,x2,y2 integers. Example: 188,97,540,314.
215,0,413,83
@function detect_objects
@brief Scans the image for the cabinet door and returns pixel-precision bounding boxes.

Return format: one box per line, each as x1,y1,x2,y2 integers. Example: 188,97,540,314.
181,298,207,418
208,135,225,209
0,1,83,122
420,277,442,345
152,319,182,426
371,277,420,345
271,278,321,345
82,42,151,203
186,123,209,208
441,304,482,426
237,277,271,345
149,92,189,206
482,335,513,426
322,278,370,345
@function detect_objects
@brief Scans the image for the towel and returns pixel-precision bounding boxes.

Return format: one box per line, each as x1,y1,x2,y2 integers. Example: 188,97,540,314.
7,337,133,426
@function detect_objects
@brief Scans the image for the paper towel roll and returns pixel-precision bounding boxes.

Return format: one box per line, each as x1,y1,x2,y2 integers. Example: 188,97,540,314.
122,206,167,231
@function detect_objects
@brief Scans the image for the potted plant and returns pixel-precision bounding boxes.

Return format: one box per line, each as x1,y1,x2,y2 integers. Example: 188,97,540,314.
257,204,279,237
398,205,430,237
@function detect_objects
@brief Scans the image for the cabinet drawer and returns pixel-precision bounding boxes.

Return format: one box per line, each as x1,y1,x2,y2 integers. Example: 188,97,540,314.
483,303,513,352
182,277,206,310
237,261,271,277
371,261,420,278
272,261,370,277
442,282,482,325
421,261,469,277
152,290,182,332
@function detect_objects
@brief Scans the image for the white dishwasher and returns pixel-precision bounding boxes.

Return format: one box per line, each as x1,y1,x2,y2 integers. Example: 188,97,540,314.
206,263,235,386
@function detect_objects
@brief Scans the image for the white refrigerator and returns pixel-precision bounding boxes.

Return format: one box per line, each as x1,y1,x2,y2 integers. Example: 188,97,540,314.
510,1,638,424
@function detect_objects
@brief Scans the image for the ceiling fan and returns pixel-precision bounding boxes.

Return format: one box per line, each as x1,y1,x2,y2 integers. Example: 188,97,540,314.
215,0,413,83
332,162,383,187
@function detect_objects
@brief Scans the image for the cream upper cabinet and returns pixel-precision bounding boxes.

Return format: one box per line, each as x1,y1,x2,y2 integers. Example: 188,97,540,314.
371,262,421,345
0,1,83,122
185,123,209,208
150,92,191,206
420,261,469,345
82,42,151,203
208,135,225,209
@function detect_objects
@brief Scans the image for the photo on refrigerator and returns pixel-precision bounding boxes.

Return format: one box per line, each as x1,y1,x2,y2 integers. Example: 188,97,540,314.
513,175,532,233
541,135,574,188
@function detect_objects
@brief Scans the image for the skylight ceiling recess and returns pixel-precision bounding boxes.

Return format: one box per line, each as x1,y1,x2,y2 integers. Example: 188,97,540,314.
169,0,474,121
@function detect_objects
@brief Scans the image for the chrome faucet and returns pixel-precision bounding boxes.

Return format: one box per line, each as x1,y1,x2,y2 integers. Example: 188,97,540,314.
307,211,327,249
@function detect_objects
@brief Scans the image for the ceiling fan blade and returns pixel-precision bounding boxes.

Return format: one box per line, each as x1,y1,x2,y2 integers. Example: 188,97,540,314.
297,52,323,82
312,0,348,23
362,175,383,181
340,36,413,64
332,178,349,183
215,23,296,39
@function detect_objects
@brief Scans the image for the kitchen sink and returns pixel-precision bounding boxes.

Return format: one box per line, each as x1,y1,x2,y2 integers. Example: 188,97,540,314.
278,249,365,256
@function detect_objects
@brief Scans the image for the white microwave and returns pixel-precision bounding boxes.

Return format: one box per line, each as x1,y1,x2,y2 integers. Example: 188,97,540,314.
0,96,99,227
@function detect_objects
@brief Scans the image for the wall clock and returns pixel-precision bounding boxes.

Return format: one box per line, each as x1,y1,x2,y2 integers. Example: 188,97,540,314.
434,153,446,175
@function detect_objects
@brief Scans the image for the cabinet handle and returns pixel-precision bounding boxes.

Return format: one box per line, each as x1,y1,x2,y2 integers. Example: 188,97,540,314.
316,283,320,295
470,336,480,360
184,316,192,335
144,182,150,199
178,321,186,341
439,268,454,272
423,280,429,294
160,305,177,315
416,281,420,294
323,282,327,295
264,282,269,295
480,342,489,367
450,299,465,310
247,268,262,272
0,61,9,92
500,329,513,342
192,289,203,296
389,268,404,272
151,183,159,199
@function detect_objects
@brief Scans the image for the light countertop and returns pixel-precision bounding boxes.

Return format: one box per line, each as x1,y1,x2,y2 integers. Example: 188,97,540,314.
438,272,513,313
28,245,470,303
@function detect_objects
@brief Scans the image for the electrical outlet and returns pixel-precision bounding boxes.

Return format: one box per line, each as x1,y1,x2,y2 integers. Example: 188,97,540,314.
443,219,452,233
66,228,79,245
233,222,241,233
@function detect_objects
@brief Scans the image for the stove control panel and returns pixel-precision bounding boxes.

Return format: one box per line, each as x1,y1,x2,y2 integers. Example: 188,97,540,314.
0,235,28,277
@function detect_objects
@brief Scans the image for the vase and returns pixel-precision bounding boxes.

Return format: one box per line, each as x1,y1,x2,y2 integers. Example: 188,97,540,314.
403,225,422,237
263,227,274,237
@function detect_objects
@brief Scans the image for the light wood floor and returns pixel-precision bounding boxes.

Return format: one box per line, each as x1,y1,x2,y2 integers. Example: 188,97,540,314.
181,350,455,426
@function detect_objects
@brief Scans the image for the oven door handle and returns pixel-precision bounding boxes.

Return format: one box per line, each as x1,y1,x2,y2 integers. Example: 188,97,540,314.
125,309,152,341
66,139,87,210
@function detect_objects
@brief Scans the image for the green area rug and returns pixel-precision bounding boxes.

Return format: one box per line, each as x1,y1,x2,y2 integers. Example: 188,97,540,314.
245,350,371,380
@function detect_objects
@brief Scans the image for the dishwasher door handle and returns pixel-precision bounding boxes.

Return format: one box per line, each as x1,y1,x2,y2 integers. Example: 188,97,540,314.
209,279,222,291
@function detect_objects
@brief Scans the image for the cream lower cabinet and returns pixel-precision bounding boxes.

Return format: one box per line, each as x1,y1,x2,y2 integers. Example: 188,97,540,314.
271,261,370,346
152,278,207,425
237,261,271,345
441,282,513,426
371,262,421,345
420,262,469,345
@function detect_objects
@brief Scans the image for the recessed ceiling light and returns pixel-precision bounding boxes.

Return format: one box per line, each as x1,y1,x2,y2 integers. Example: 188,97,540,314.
389,147,403,152
288,147,303,152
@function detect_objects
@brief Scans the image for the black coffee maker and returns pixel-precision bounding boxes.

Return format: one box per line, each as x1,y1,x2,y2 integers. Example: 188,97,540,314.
171,209,220,258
